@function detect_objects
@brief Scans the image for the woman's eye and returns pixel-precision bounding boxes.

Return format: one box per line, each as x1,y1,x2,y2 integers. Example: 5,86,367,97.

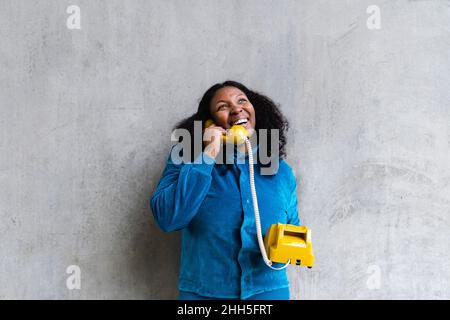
218,105,226,110
239,98,246,103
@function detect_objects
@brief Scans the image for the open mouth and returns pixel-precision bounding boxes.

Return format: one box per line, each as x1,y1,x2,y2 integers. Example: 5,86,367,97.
231,118,248,126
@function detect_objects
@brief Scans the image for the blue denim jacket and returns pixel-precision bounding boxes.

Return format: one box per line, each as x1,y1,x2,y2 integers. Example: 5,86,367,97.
150,144,300,299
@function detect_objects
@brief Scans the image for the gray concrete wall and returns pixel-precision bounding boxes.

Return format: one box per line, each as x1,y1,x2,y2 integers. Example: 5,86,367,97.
0,0,449,299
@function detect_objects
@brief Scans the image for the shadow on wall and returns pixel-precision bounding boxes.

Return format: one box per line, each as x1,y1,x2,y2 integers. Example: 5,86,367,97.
124,154,181,299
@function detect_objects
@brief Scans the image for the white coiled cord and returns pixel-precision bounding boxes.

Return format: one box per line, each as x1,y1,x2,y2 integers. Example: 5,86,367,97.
245,138,290,270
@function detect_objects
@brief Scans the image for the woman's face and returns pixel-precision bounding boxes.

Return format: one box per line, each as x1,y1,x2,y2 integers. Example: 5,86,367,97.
209,86,256,132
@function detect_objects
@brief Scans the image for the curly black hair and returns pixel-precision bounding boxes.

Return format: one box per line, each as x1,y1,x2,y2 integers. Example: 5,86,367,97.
173,80,289,163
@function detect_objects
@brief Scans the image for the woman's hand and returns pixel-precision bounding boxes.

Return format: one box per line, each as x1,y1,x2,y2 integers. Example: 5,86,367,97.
203,124,226,159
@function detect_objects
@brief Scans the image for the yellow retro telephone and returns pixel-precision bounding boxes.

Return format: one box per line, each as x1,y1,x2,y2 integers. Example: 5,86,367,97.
204,120,314,270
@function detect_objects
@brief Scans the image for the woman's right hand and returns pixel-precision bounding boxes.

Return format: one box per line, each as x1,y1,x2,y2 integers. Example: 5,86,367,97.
203,124,226,159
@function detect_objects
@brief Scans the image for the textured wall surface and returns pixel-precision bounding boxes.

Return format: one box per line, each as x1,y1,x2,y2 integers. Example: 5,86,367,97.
0,0,449,299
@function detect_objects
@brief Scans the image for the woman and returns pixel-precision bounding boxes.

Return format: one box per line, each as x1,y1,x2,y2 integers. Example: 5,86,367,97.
150,80,301,300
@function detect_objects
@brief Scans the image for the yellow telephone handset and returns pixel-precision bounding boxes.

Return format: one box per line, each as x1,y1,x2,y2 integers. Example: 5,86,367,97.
204,119,248,145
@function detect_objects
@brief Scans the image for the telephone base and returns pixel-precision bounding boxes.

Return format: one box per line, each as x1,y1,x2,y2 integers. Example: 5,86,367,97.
264,223,315,268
